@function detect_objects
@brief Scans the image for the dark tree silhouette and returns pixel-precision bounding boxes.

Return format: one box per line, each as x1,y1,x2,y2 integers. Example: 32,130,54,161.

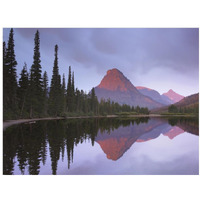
18,63,29,118
66,66,75,112
90,88,98,115
3,41,8,116
30,30,43,117
4,28,18,118
42,71,49,116
49,45,62,116
168,104,178,113
61,73,66,113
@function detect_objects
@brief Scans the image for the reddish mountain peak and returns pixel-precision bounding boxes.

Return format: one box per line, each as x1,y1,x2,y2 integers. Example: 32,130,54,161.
162,89,184,103
107,68,122,75
136,86,153,91
165,89,180,95
97,68,139,93
167,89,177,94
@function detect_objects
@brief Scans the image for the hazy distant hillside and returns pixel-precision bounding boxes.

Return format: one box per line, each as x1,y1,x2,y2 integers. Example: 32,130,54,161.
136,86,173,105
151,93,199,113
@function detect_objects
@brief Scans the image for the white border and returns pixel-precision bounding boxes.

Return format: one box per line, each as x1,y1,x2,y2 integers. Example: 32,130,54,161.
0,1,199,200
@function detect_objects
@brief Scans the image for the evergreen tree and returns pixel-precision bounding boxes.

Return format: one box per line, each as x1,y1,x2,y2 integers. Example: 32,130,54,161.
168,104,178,113
49,45,62,116
28,70,34,118
4,28,18,115
90,88,98,115
136,106,140,113
43,71,49,116
61,74,66,113
83,91,89,113
30,30,43,117
75,88,81,113
3,41,8,115
80,90,85,113
72,71,75,94
18,63,29,117
71,71,75,111
3,41,6,66
66,66,74,112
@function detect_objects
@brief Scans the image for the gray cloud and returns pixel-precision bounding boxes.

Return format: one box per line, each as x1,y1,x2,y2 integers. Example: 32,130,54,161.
3,28,199,96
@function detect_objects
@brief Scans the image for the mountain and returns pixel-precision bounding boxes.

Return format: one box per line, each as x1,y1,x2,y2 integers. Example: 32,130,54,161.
173,93,198,107
151,93,199,113
161,94,174,104
136,86,173,105
94,68,163,109
162,89,184,103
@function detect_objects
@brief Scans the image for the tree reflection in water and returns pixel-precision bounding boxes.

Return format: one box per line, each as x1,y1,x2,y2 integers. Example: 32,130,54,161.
3,117,198,175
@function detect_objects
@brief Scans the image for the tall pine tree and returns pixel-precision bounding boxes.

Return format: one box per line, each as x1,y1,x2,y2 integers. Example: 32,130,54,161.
18,63,29,118
3,41,8,115
61,74,66,114
30,30,43,117
72,71,75,94
28,69,34,118
66,66,72,112
49,45,62,116
4,28,18,118
90,87,98,115
71,71,75,111
42,71,49,116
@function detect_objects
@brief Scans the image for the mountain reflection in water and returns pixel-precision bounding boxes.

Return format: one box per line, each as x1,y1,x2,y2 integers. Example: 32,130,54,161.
3,117,199,175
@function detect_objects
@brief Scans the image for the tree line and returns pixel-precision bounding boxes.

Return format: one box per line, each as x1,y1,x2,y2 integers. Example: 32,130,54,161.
3,28,150,120
168,104,198,114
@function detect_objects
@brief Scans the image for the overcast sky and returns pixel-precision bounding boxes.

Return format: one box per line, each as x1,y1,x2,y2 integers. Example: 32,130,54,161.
3,28,199,96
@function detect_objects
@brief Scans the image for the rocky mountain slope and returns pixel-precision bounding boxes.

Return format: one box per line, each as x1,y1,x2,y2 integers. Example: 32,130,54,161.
94,68,163,109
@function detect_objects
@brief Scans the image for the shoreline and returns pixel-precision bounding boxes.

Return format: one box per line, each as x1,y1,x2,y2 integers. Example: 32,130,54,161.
3,114,197,130
3,117,65,130
2,115,151,130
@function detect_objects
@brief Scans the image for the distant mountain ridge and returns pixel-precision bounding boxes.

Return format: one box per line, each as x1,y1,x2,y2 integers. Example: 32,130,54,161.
136,86,173,105
162,89,184,103
94,68,164,109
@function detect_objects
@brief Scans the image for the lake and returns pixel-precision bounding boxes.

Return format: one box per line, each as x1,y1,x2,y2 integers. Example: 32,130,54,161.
3,117,199,175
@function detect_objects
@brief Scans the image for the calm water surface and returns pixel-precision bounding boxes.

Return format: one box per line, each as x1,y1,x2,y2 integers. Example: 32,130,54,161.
3,117,199,175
